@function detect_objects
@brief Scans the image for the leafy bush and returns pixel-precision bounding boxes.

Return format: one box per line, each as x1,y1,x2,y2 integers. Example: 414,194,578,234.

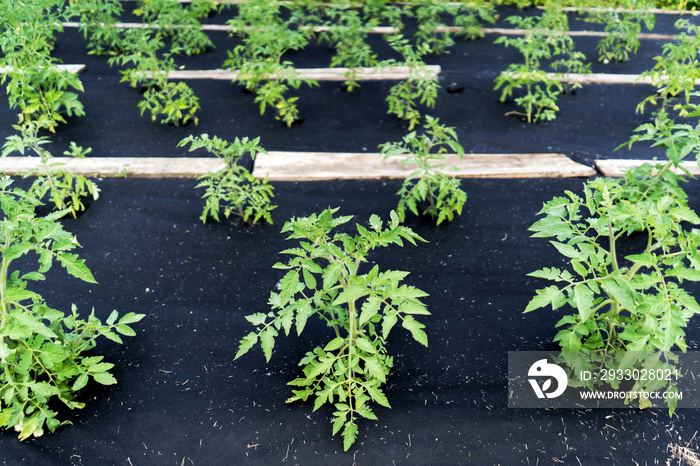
411,0,497,54
0,2,85,132
494,9,590,123
0,177,143,440
67,0,125,56
318,6,378,92
381,35,440,130
178,134,275,225
2,121,99,219
581,0,655,63
134,0,214,56
235,208,429,450
109,29,200,126
224,0,317,126
637,19,700,116
380,116,467,224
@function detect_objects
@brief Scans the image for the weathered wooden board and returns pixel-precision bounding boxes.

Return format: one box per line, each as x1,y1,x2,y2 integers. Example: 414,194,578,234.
0,64,86,74
451,27,678,40
61,21,397,34
501,72,690,85
0,157,225,178
595,159,700,177
151,65,442,81
252,152,596,180
0,153,595,179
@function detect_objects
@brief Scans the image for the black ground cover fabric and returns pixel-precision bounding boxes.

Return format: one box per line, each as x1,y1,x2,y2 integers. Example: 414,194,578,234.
1,177,700,465
0,6,688,167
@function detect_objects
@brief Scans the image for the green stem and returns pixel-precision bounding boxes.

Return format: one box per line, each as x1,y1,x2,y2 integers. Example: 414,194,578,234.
0,258,8,324
608,223,619,272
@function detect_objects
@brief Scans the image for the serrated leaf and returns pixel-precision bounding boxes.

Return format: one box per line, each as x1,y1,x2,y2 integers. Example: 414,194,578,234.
601,278,636,312
29,381,59,397
324,337,345,352
322,262,344,290
115,324,136,337
295,299,315,335
13,312,57,339
302,268,317,290
57,253,97,284
382,313,398,339
402,315,428,346
234,332,258,360
366,384,391,408
355,337,376,354
342,420,358,451
359,296,381,326
92,371,117,385
72,373,89,391
524,285,564,313
551,241,579,259
261,326,278,362
668,267,700,282
364,356,387,383
118,312,144,325
106,310,118,326
245,313,268,326
574,284,594,321
334,285,367,305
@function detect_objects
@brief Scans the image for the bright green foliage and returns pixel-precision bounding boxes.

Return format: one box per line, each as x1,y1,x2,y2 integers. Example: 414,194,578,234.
620,111,700,202
0,177,143,440
380,116,467,224
581,0,655,63
134,0,214,56
235,208,429,450
109,29,200,126
381,35,440,130
66,0,126,55
318,6,378,92
178,134,275,225
2,121,99,219
526,175,700,414
188,0,219,19
494,9,590,123
637,19,700,116
224,0,318,126
0,1,85,132
411,0,497,54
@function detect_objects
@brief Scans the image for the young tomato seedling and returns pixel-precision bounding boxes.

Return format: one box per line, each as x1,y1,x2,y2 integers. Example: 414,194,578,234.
494,9,589,123
2,121,99,218
178,134,275,225
380,115,466,224
525,174,700,414
0,177,143,440
380,35,440,130
235,208,430,450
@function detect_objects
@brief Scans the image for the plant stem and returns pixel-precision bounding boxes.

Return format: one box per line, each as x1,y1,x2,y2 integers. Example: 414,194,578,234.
608,223,619,272
0,258,8,324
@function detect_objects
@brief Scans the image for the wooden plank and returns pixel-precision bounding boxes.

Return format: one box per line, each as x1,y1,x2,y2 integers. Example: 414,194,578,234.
61,21,397,34
595,159,700,177
0,153,594,179
460,26,678,40
555,6,699,14
501,72,681,85
151,65,441,81
0,157,224,178
0,64,86,74
252,152,596,180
